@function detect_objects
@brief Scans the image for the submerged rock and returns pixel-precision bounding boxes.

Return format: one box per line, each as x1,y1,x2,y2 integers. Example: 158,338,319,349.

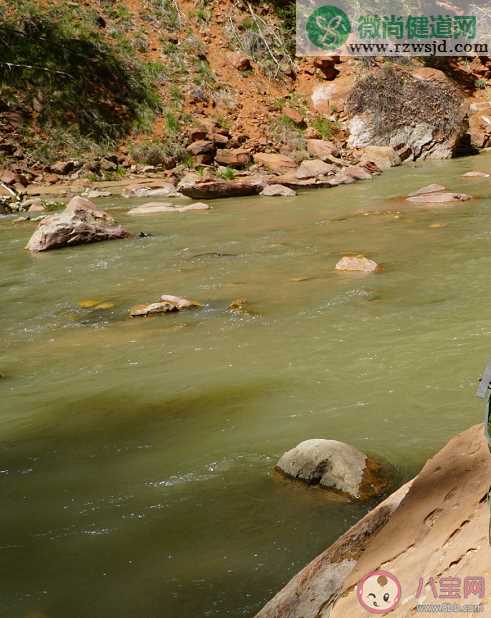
462,171,490,178
25,196,128,252
128,202,175,214
128,202,209,215
129,302,178,317
122,183,178,198
257,425,491,618
407,192,472,204
159,295,202,309
276,439,389,500
260,184,296,197
130,295,202,317
336,255,382,273
408,183,447,196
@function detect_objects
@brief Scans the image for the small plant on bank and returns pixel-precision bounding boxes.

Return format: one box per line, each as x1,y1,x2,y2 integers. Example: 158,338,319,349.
310,116,337,140
476,78,488,90
217,167,236,180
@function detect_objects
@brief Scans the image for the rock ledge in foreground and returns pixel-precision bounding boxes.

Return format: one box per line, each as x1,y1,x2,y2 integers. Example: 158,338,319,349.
257,424,491,618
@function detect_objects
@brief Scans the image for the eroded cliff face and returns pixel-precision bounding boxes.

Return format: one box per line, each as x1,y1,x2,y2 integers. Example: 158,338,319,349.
257,424,491,617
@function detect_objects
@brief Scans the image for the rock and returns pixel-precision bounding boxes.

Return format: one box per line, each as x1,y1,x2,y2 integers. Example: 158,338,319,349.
28,202,45,213
282,107,305,126
227,298,253,315
25,196,128,252
44,174,59,184
214,148,251,168
276,439,388,500
359,145,401,169
408,183,447,196
306,139,337,160
128,202,210,214
84,189,112,199
159,295,202,309
327,173,355,186
253,153,297,175
122,183,178,198
260,184,296,197
463,171,490,177
178,176,265,199
345,165,373,180
189,127,208,141
100,158,117,172
130,302,178,317
347,66,468,160
257,425,491,618
226,51,251,71
128,202,175,214
407,192,472,204
335,255,381,273
311,75,355,113
211,133,229,147
186,140,216,156
50,161,75,175
469,111,491,148
313,57,340,80
295,159,335,179
0,169,18,185
177,202,209,212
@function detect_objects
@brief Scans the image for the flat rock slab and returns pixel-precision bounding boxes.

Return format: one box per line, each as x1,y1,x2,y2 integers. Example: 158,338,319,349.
128,202,209,214
406,192,472,204
178,176,265,199
25,196,128,252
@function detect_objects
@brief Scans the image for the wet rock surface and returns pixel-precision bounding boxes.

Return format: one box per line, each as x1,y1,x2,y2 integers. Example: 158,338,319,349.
25,196,128,252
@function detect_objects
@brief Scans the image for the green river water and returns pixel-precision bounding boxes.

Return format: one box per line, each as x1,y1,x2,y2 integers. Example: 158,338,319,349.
2,154,491,617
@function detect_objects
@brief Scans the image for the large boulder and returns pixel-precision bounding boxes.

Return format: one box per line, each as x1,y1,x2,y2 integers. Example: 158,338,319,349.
276,439,389,500
257,425,491,618
214,148,251,168
295,159,335,179
359,146,401,170
253,153,297,175
347,66,468,160
306,139,337,161
25,196,128,252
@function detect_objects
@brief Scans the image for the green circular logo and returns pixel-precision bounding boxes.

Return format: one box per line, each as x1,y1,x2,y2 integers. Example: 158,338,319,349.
306,5,351,51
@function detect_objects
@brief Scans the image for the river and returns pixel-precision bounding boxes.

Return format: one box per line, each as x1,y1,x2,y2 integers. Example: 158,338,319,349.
1,154,491,617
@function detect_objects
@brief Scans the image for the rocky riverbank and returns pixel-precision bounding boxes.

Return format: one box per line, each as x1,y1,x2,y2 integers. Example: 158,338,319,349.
256,424,491,617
